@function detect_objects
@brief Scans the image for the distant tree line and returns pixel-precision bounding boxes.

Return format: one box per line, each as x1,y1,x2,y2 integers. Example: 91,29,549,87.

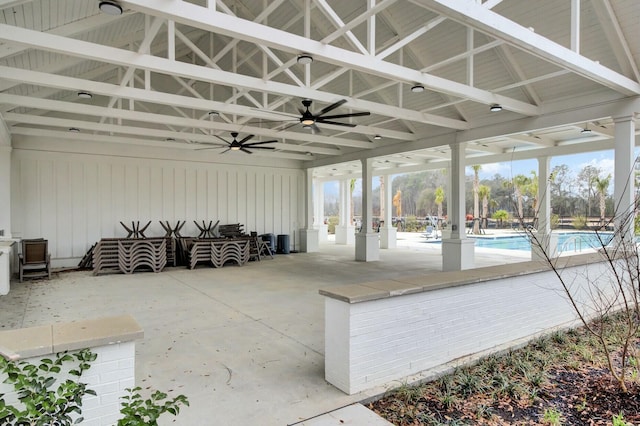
324,163,617,224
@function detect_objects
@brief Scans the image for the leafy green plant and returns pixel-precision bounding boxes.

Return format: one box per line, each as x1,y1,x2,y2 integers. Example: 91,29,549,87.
491,209,509,228
0,349,97,425
542,407,563,425
613,412,631,426
1,350,189,426
118,387,189,426
571,214,587,229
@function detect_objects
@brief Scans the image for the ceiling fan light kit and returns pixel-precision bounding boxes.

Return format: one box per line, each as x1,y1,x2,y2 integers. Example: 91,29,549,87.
98,1,123,15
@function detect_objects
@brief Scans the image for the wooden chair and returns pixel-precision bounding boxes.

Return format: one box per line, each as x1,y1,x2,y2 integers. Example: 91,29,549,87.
19,239,51,282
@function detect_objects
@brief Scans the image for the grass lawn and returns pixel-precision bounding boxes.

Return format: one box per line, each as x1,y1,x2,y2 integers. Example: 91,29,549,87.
370,313,640,425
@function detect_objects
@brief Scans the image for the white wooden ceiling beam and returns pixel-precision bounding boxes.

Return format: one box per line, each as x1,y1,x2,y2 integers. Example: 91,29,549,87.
0,25,467,130
118,0,539,116
421,40,502,73
590,0,640,82
314,0,368,55
376,16,445,60
0,93,379,150
11,126,311,160
0,9,134,60
3,112,342,156
322,0,397,46
414,0,640,95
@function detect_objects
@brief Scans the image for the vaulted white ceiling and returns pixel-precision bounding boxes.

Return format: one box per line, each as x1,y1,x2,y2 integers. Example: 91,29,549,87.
0,0,638,178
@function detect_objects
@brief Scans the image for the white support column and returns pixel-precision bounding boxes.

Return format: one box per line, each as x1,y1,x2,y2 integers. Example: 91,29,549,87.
441,161,452,239
0,117,11,238
314,180,328,242
442,143,475,271
335,179,355,245
299,168,319,252
613,115,636,246
356,158,379,261
380,173,397,249
532,156,558,261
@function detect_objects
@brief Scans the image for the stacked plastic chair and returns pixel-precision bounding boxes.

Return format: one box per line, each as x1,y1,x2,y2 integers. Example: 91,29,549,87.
188,239,215,269
118,239,167,274
92,238,121,275
210,238,250,267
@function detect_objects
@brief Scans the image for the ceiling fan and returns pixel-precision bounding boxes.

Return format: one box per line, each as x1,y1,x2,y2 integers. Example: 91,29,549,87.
252,99,370,132
198,132,277,154
294,99,371,132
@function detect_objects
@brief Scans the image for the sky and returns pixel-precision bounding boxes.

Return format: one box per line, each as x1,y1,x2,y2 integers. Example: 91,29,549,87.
479,150,616,181
324,148,627,198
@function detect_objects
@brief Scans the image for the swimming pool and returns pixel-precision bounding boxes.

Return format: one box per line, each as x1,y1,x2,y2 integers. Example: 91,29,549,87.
469,232,614,252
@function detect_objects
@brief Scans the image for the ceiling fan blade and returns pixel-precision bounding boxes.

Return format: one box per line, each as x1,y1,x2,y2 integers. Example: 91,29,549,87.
312,123,321,133
240,147,253,154
220,148,231,154
317,99,347,117
214,134,230,144
281,122,300,131
316,119,358,127
195,146,224,151
243,140,277,147
320,111,371,120
238,134,254,144
245,146,276,150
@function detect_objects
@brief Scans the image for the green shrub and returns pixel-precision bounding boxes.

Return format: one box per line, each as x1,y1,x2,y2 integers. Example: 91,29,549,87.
0,349,96,425
0,350,189,425
550,213,559,229
492,210,509,228
327,216,339,234
404,215,421,232
572,215,587,229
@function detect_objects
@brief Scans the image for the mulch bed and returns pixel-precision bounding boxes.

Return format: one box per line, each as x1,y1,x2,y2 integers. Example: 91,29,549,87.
370,332,640,425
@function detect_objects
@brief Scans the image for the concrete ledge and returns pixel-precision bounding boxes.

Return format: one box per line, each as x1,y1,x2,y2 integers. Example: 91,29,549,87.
0,314,143,360
320,252,600,303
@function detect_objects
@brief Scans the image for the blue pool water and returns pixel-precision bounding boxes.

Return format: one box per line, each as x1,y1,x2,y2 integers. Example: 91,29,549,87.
469,232,614,252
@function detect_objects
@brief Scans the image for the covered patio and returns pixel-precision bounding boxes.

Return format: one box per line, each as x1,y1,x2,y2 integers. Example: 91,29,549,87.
0,236,527,425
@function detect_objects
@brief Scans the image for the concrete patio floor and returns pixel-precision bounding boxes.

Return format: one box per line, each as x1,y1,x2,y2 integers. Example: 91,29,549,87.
0,233,529,425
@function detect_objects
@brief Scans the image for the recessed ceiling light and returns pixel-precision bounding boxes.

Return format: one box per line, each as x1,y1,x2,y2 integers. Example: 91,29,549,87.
374,134,382,140
297,54,313,65
411,84,425,93
490,104,503,112
77,91,92,99
208,111,219,117
99,1,123,15
305,152,313,156
68,127,80,133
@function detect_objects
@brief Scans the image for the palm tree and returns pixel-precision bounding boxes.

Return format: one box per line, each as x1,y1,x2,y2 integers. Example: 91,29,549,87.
478,184,491,230
594,174,611,225
472,165,481,234
434,186,445,229
512,174,531,222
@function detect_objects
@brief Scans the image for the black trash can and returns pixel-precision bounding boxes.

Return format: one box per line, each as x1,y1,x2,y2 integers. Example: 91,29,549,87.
276,234,290,254
259,233,276,253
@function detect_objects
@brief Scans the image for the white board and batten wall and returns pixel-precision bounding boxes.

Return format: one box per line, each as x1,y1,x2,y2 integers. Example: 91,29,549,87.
10,136,305,268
